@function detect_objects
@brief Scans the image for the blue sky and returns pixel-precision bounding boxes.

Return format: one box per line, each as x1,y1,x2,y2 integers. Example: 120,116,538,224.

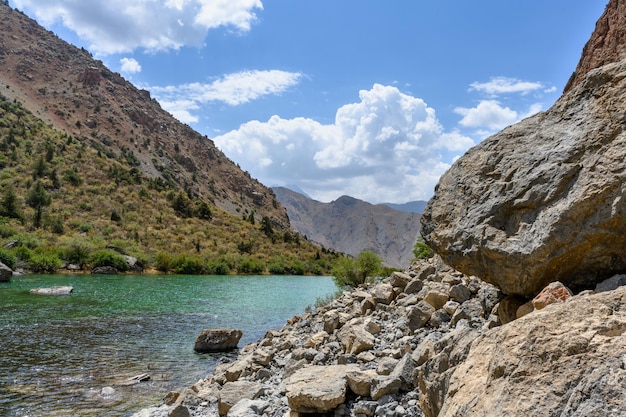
11,1,605,204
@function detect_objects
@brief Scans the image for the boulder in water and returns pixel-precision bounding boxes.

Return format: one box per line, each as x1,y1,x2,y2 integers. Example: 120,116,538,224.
194,329,242,353
29,286,73,295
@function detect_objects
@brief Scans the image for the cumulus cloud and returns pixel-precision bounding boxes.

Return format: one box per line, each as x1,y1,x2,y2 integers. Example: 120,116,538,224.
469,76,544,96
120,57,141,74
13,0,263,54
455,100,518,131
214,84,474,203
150,70,302,120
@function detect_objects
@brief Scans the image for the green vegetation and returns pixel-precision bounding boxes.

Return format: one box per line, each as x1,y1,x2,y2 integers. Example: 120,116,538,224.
413,236,434,260
0,95,340,274
331,250,384,288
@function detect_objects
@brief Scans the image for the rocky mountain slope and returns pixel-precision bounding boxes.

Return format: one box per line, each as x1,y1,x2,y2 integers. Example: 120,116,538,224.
0,4,341,275
135,1,626,416
273,187,422,269
0,4,288,227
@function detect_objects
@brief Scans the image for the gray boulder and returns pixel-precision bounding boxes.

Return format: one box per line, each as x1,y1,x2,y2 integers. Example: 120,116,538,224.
421,59,626,296
194,329,243,353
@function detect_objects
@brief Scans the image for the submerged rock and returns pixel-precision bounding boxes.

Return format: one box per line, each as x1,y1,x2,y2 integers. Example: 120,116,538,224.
29,286,73,295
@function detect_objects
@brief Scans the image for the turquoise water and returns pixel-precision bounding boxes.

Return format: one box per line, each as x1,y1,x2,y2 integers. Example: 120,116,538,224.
0,274,336,417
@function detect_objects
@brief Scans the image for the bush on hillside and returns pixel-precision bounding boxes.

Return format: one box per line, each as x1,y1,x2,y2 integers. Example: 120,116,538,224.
0,249,17,269
90,249,129,272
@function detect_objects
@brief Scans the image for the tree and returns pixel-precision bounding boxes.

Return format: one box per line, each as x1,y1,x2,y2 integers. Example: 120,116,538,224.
331,251,383,288
26,180,51,228
260,216,274,238
0,185,22,220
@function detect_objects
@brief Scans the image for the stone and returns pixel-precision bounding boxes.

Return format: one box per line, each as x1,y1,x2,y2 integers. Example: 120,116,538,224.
29,286,73,295
337,319,375,355
497,295,527,324
421,57,626,296
477,284,504,314
428,309,451,328
387,271,411,290
226,399,269,417
450,299,483,327
439,287,626,417
448,284,471,304
168,405,190,417
404,278,424,295
217,381,264,416
346,368,376,397
92,265,118,274
516,300,534,319
442,300,460,316
285,365,355,413
370,283,395,305
407,301,436,331
531,281,573,310
194,329,243,353
424,290,449,310
0,261,12,282
595,274,626,292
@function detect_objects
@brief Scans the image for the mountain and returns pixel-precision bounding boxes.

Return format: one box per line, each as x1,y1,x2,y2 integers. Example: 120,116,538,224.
0,5,287,227
383,201,428,214
272,187,421,269
0,4,338,275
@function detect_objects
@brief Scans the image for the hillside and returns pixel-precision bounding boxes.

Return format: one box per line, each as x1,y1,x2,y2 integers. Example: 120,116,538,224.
0,4,339,275
273,187,421,269
0,4,287,226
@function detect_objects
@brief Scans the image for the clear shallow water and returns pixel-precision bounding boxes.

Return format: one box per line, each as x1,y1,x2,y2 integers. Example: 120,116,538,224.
0,274,336,417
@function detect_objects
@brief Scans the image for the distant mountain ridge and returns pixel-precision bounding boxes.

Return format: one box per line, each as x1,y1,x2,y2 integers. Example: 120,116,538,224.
273,187,422,269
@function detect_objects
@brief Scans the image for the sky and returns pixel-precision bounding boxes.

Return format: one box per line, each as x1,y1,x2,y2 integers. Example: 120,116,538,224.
10,1,606,204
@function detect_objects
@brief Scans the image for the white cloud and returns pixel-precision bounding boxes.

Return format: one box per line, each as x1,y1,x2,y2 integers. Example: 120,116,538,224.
13,0,263,54
213,84,474,203
470,76,544,96
455,100,518,131
120,57,141,74
150,70,302,118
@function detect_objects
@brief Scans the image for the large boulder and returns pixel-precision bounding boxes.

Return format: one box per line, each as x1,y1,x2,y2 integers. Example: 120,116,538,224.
421,58,626,296
439,287,626,416
194,329,242,353
285,365,356,413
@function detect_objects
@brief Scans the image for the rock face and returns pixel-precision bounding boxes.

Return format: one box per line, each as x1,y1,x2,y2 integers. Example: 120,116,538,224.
421,58,626,297
194,329,243,353
564,0,626,93
440,286,626,417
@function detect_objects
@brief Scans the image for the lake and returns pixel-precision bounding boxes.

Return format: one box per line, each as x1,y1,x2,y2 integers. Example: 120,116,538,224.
0,274,337,417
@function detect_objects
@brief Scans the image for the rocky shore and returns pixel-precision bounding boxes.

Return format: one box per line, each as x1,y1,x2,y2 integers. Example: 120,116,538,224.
132,256,626,417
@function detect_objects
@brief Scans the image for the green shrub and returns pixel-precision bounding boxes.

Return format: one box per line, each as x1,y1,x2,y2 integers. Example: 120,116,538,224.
155,252,173,272
29,251,62,273
61,239,93,266
173,255,206,275
0,249,16,269
413,237,434,260
90,249,129,272
207,261,229,275
237,256,264,274
331,251,383,288
268,260,286,275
